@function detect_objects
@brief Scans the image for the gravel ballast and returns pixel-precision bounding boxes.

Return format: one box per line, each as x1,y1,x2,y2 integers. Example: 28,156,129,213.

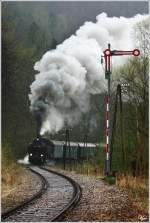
48,167,148,222
2,165,148,222
1,168,42,214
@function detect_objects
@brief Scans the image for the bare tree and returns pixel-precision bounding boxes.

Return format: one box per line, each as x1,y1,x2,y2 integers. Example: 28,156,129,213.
112,18,149,176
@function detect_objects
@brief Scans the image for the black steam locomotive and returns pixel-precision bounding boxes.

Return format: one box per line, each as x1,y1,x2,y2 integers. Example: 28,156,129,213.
28,136,54,165
28,101,55,165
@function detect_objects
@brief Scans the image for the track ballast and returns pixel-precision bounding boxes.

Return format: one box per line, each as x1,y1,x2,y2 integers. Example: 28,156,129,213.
2,166,82,222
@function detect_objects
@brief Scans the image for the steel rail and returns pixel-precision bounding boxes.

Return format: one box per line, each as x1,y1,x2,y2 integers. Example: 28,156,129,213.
1,166,48,221
1,166,82,222
40,166,82,221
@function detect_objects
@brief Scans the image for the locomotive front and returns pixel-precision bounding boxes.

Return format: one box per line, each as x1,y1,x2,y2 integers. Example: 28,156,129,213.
28,137,48,165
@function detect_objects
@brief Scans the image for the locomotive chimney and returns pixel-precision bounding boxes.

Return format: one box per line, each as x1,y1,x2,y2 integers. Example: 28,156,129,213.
33,96,48,138
35,111,42,138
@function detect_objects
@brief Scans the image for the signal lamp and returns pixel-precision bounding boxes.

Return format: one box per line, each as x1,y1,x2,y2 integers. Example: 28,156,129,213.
132,49,140,56
104,49,111,56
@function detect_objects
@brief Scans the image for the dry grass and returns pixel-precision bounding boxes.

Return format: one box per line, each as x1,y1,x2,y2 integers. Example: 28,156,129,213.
2,163,23,190
116,173,149,212
71,160,104,177
2,145,24,197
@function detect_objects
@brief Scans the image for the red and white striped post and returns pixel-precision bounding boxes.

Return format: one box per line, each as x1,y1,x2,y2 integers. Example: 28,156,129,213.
103,44,140,175
105,94,110,165
104,44,111,175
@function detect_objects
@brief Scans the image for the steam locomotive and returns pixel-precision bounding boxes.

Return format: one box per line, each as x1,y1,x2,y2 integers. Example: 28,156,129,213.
28,136,54,165
28,104,55,165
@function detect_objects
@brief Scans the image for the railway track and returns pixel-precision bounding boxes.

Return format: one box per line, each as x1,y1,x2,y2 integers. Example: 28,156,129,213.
1,166,82,222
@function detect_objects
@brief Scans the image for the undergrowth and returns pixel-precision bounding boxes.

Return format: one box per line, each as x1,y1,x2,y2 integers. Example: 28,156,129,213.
2,144,24,196
65,160,104,176
116,173,148,212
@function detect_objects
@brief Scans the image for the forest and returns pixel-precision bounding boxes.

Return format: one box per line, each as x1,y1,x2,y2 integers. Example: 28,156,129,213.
2,2,149,176
2,2,149,217
2,2,105,159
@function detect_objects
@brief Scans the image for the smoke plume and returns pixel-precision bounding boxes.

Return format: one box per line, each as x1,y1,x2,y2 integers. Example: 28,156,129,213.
18,155,29,165
29,13,148,135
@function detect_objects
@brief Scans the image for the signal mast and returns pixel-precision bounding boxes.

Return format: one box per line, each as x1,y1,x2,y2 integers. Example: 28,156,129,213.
103,43,140,175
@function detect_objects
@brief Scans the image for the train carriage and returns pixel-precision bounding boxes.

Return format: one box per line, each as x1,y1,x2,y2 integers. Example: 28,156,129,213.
49,140,98,161
28,137,99,165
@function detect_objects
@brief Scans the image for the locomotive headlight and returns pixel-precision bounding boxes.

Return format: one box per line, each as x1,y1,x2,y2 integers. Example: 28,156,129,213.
30,153,32,156
41,154,44,157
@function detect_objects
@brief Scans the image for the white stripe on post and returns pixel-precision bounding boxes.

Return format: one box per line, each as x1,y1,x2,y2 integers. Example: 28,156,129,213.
106,135,109,144
107,103,109,111
106,95,110,171
107,120,109,128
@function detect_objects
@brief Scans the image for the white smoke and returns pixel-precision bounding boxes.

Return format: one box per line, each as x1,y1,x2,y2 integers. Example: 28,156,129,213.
18,155,29,165
29,13,148,135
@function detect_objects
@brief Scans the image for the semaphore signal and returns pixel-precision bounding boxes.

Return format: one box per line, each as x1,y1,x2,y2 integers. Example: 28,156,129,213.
103,43,140,176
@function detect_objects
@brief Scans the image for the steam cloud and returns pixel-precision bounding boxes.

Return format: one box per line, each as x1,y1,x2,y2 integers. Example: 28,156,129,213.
29,13,148,135
18,155,29,165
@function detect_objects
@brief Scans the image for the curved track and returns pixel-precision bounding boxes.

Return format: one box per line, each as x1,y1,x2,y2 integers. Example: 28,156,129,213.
2,166,82,222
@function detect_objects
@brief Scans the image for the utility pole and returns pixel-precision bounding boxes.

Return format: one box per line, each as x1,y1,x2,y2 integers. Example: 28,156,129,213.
118,84,126,170
63,143,66,170
103,44,140,175
65,127,71,169
84,134,88,155
83,133,88,174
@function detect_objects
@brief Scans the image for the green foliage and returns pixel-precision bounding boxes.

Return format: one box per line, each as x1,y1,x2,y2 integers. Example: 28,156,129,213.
104,176,116,185
2,8,38,157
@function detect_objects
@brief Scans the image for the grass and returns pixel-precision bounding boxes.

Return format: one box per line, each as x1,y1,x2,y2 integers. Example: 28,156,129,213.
116,173,149,213
2,144,24,198
65,160,104,177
